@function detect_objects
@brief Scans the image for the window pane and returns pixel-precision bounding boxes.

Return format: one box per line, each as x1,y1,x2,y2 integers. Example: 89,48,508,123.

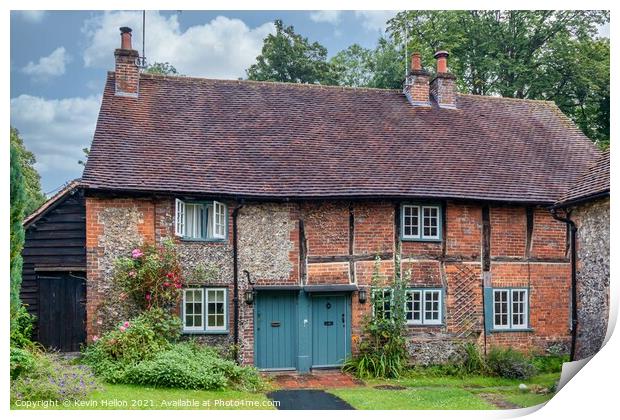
183,289,204,329
403,206,419,237
423,290,441,323
422,207,439,238
493,290,509,327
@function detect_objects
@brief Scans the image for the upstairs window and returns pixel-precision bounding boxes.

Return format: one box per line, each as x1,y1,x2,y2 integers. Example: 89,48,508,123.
175,199,227,240
492,288,529,330
402,204,441,241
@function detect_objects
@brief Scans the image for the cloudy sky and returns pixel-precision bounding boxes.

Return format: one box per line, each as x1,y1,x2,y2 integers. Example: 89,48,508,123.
10,10,397,194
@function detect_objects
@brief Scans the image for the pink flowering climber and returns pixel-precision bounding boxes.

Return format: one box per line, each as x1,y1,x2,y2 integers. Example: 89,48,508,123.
131,249,144,259
92,335,99,342
145,293,151,301
123,321,130,328
119,326,126,332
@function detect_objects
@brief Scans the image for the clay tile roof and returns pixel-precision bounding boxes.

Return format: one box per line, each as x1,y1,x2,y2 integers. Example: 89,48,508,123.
557,149,609,205
24,179,82,227
82,72,600,204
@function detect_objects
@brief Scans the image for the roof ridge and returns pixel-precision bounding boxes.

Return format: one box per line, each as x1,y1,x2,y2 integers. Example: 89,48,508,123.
458,93,556,105
133,72,402,93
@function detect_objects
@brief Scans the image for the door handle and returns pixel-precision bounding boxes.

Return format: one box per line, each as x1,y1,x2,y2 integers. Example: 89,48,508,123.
342,313,345,323
271,321,281,327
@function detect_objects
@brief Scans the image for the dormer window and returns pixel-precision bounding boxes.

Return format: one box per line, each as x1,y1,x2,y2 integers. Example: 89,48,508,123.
175,199,227,241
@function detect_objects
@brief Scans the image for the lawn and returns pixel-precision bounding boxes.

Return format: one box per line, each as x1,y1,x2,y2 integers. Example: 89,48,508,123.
327,373,560,410
12,384,276,410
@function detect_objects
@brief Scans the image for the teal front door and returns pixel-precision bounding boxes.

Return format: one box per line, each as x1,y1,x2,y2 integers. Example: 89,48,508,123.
311,294,351,368
255,292,297,370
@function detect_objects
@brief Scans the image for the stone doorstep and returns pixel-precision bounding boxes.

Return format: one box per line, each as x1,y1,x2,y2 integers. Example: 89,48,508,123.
265,370,364,389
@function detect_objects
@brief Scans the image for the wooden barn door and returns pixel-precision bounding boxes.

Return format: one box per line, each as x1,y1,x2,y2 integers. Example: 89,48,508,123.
37,272,86,352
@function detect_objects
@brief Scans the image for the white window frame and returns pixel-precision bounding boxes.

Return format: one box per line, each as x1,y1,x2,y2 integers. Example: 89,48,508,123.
175,199,185,237
406,289,443,325
371,288,392,320
492,288,529,330
402,205,420,239
174,199,227,241
182,287,228,333
402,204,441,240
213,201,226,239
205,288,228,332
421,206,440,240
182,288,204,332
511,289,528,329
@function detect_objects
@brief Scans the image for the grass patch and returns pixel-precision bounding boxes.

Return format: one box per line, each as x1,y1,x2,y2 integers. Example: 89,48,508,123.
329,387,495,410
502,392,554,408
12,383,275,410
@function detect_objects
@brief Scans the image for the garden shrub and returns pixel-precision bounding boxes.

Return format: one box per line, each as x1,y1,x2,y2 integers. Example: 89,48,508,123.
487,347,537,379
10,347,36,380
459,342,490,375
10,350,98,402
343,254,409,378
82,308,182,382
530,354,569,373
10,306,35,348
113,239,184,311
124,342,263,391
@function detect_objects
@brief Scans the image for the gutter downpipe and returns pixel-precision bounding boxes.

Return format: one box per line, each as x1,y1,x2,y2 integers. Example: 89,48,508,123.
232,201,244,363
550,208,578,361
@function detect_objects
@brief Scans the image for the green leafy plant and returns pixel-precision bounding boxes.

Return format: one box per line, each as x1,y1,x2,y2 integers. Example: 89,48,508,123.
487,347,537,379
10,305,35,348
530,354,569,374
460,342,490,375
82,308,182,382
113,239,184,310
343,254,409,378
10,350,98,402
123,341,263,391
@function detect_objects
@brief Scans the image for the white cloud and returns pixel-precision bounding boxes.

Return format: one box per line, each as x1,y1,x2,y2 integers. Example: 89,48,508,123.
22,47,69,80
310,11,342,25
354,10,398,33
82,11,275,79
10,94,101,190
17,11,46,23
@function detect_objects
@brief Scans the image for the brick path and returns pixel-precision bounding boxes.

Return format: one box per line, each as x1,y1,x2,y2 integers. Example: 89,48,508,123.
266,370,364,389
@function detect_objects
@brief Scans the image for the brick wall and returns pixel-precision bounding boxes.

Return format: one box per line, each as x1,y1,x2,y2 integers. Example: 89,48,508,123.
86,195,572,365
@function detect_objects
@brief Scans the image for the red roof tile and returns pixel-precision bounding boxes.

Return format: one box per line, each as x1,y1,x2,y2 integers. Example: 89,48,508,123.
82,73,600,204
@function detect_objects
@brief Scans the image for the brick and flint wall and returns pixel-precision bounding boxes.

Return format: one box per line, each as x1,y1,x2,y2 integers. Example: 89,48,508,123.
571,197,610,360
86,195,572,363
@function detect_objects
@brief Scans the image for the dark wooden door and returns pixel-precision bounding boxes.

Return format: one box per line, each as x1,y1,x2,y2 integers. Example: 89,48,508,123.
37,272,86,351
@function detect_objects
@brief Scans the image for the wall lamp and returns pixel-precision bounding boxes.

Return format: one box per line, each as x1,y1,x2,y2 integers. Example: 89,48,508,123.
243,270,255,305
358,289,367,304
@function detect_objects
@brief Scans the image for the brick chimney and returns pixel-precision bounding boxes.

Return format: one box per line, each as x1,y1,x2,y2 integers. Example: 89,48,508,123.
403,52,431,107
430,51,457,109
114,27,139,97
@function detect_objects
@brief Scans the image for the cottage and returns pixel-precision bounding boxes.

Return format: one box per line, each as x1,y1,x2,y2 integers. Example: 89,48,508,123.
22,27,605,371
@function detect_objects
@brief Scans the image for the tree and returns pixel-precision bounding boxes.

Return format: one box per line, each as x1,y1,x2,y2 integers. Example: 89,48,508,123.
78,147,90,167
10,128,45,215
246,20,339,84
10,140,26,316
331,38,405,89
145,62,179,76
386,10,610,145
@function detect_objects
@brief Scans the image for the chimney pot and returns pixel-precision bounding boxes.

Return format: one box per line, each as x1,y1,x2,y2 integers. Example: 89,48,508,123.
411,52,422,71
434,50,449,73
120,27,133,50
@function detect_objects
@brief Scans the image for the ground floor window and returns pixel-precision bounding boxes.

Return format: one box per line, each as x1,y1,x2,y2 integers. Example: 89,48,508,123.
182,287,228,333
492,288,529,330
373,287,444,325
405,289,443,325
